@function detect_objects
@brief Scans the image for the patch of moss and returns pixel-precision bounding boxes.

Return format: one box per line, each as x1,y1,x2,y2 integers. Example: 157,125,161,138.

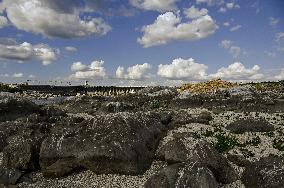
246,136,261,146
265,131,275,138
151,100,161,109
273,139,284,151
214,133,239,153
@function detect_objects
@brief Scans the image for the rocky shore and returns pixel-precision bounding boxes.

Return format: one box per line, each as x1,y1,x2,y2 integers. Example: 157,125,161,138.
0,83,283,188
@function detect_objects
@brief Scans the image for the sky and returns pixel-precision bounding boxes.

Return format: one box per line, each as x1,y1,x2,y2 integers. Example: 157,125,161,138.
0,0,283,86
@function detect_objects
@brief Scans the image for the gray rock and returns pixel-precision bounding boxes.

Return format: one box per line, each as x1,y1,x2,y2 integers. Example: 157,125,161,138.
242,155,284,188
0,167,23,185
227,154,251,167
99,102,134,113
156,132,238,184
40,112,167,178
144,162,218,188
226,119,274,134
3,132,44,170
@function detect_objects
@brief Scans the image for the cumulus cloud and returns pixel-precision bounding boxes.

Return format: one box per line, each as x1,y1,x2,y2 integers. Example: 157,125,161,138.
184,6,208,19
129,0,178,12
116,63,152,80
138,8,218,47
275,69,284,80
209,62,263,80
0,15,8,28
65,46,77,52
0,39,57,65
220,40,244,59
71,62,88,72
0,0,111,38
71,60,107,79
157,58,208,80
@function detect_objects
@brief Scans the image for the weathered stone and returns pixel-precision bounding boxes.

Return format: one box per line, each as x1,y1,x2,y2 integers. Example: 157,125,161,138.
227,154,251,167
242,155,284,188
0,167,23,185
99,102,134,113
156,130,238,184
144,162,218,188
40,112,167,177
226,119,274,134
3,133,44,170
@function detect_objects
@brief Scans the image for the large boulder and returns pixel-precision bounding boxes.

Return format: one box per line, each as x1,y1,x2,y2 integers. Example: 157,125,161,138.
40,112,168,178
2,132,45,171
156,127,238,184
0,167,23,185
242,155,284,188
226,119,274,134
0,97,41,122
144,162,218,188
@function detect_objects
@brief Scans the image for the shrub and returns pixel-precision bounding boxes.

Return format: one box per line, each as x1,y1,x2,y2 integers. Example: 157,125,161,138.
151,100,161,109
214,133,239,153
273,139,284,151
246,136,261,146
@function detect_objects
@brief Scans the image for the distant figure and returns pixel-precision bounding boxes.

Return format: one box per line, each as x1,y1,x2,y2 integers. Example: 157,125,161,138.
85,80,89,87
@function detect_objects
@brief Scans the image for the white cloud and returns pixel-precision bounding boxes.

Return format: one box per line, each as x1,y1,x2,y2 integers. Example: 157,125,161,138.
0,40,57,65
71,62,88,72
223,22,230,27
157,58,208,80
220,40,233,49
269,17,279,27
12,73,23,78
0,0,111,38
209,62,263,80
184,6,208,19
196,0,223,6
0,15,8,28
138,9,218,47
219,2,240,13
220,40,244,58
116,63,152,80
71,60,107,79
65,46,77,52
129,0,178,12
275,69,284,80
230,25,242,32
275,32,284,42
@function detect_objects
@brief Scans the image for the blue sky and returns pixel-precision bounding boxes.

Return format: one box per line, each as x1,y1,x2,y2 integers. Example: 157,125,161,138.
0,0,283,86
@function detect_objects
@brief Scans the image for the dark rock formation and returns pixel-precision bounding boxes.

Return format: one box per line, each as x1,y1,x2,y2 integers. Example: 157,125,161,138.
226,119,274,134
144,162,218,188
0,167,23,185
156,130,238,184
39,112,168,178
242,155,284,188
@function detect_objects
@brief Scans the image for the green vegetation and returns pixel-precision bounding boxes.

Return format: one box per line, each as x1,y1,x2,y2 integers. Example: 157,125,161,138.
151,100,161,109
246,136,261,146
273,138,284,151
265,131,275,138
214,133,239,153
0,84,20,93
